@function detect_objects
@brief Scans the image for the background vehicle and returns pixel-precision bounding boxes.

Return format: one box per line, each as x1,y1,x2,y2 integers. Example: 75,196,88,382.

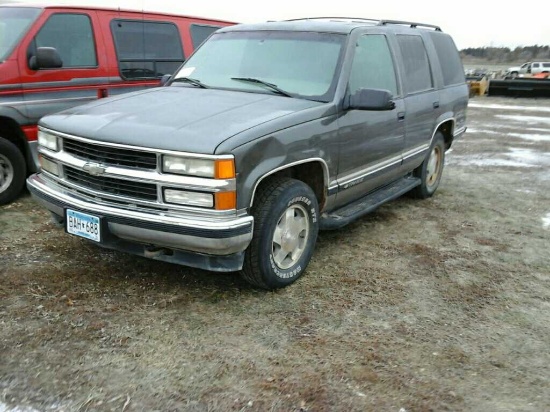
506,61,550,78
28,18,468,289
0,4,233,205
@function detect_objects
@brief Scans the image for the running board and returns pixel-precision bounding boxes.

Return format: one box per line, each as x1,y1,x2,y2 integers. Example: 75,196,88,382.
320,177,421,230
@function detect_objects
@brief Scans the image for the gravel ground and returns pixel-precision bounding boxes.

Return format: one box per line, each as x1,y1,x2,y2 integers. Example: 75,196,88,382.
1,96,549,411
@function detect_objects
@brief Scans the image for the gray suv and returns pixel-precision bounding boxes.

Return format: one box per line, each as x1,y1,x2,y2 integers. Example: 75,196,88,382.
27,18,468,288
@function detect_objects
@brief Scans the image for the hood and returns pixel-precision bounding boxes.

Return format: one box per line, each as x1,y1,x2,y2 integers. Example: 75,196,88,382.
40,86,323,154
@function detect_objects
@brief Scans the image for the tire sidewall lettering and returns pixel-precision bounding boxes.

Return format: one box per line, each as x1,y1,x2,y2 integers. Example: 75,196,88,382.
269,193,316,280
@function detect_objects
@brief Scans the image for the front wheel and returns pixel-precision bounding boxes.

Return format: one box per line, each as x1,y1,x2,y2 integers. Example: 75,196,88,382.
241,178,319,289
411,132,445,199
0,137,26,205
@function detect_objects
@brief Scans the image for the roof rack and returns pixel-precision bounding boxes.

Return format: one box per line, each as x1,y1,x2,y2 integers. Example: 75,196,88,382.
378,20,442,31
285,17,380,24
283,17,442,31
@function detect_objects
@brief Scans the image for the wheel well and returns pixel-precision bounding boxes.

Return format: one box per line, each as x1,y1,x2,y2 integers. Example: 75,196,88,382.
253,162,326,210
0,117,27,157
437,120,454,150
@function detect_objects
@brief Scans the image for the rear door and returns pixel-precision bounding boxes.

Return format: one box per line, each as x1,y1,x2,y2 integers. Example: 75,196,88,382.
18,10,109,125
335,32,405,208
395,34,440,166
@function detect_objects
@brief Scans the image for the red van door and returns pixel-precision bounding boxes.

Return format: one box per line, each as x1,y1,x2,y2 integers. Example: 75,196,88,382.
17,9,110,135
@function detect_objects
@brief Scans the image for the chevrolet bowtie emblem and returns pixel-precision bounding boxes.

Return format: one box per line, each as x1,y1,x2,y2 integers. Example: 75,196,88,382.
82,162,107,176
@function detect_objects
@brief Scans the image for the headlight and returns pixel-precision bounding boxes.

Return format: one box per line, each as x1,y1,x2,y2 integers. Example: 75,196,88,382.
37,130,59,151
162,155,235,179
164,189,214,208
39,155,59,176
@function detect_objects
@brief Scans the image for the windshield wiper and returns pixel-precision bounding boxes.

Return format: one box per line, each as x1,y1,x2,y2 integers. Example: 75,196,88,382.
231,77,293,97
171,77,209,89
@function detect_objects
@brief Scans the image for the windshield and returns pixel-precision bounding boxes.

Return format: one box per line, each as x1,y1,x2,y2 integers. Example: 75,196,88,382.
0,7,42,62
174,31,346,102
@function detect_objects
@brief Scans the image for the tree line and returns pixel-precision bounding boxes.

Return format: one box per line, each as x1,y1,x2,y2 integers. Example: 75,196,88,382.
460,46,550,62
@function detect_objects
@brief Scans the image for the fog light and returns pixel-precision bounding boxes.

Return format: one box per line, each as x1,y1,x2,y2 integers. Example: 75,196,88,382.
164,189,214,208
39,155,59,176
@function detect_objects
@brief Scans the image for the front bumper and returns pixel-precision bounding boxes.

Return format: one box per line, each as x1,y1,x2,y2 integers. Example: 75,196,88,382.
27,173,254,272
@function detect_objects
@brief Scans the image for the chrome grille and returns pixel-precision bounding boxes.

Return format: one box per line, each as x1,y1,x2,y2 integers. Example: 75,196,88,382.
63,139,157,169
65,166,158,201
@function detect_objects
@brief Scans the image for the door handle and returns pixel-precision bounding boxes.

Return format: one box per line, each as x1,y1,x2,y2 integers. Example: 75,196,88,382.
397,112,405,120
433,101,440,109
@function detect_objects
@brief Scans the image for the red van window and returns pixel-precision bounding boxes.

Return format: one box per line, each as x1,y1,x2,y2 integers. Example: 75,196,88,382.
190,24,222,49
110,19,184,79
33,13,97,68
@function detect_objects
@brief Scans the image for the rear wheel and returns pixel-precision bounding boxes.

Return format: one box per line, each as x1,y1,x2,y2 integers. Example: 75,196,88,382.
412,132,445,199
241,177,319,289
0,137,26,205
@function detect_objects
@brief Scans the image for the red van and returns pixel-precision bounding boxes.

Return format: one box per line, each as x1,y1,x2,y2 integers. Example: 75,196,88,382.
0,4,233,204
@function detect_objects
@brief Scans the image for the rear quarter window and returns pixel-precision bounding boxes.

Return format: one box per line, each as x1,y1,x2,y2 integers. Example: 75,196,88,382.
429,32,465,86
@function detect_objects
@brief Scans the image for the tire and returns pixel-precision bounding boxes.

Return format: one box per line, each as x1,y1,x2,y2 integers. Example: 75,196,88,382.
510,71,518,78
241,177,319,289
0,137,26,205
411,132,445,199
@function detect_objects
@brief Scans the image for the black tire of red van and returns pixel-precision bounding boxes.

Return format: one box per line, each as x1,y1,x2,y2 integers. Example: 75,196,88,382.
0,137,26,205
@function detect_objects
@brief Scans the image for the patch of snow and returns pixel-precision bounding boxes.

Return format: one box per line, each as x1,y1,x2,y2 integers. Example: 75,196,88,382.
515,189,535,194
468,102,550,113
447,156,535,168
543,213,550,230
0,403,41,412
508,148,550,166
448,148,550,168
506,133,550,142
466,128,501,135
495,115,550,126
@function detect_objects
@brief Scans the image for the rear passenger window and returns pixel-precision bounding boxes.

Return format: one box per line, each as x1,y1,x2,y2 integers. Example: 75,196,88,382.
111,20,184,79
543,63,550,68
348,34,398,96
34,14,97,68
190,24,221,49
397,35,433,93
429,32,464,86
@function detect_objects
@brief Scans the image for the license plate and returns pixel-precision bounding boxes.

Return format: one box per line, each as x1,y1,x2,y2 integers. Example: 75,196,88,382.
66,209,101,242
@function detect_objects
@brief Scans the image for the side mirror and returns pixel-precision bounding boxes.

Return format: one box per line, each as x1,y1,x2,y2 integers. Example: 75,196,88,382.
29,47,62,70
159,74,172,87
348,88,395,111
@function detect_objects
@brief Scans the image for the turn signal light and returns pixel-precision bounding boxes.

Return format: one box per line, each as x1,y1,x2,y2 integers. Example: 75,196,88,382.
215,191,236,210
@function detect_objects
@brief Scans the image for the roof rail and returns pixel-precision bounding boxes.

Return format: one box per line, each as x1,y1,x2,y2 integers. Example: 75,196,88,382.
378,20,442,31
285,17,380,24
282,17,443,31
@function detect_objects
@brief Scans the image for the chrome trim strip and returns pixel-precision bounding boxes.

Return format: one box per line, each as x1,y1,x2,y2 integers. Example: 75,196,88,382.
40,127,234,160
1,96,95,107
249,158,331,208
22,77,113,89
403,144,429,160
338,154,402,187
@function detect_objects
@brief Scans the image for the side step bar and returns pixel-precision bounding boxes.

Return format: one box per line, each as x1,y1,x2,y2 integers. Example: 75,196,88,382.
320,176,421,230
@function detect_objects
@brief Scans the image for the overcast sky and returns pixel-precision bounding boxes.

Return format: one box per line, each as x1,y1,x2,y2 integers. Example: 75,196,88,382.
4,0,549,49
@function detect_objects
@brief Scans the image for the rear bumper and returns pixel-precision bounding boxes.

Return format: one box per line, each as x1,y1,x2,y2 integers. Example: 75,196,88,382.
27,173,254,272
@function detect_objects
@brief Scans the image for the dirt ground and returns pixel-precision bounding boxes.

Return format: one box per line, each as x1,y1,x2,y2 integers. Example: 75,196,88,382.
1,96,549,412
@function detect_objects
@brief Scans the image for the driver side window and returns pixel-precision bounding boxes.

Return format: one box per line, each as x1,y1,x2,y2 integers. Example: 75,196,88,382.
348,34,398,96
31,13,97,68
